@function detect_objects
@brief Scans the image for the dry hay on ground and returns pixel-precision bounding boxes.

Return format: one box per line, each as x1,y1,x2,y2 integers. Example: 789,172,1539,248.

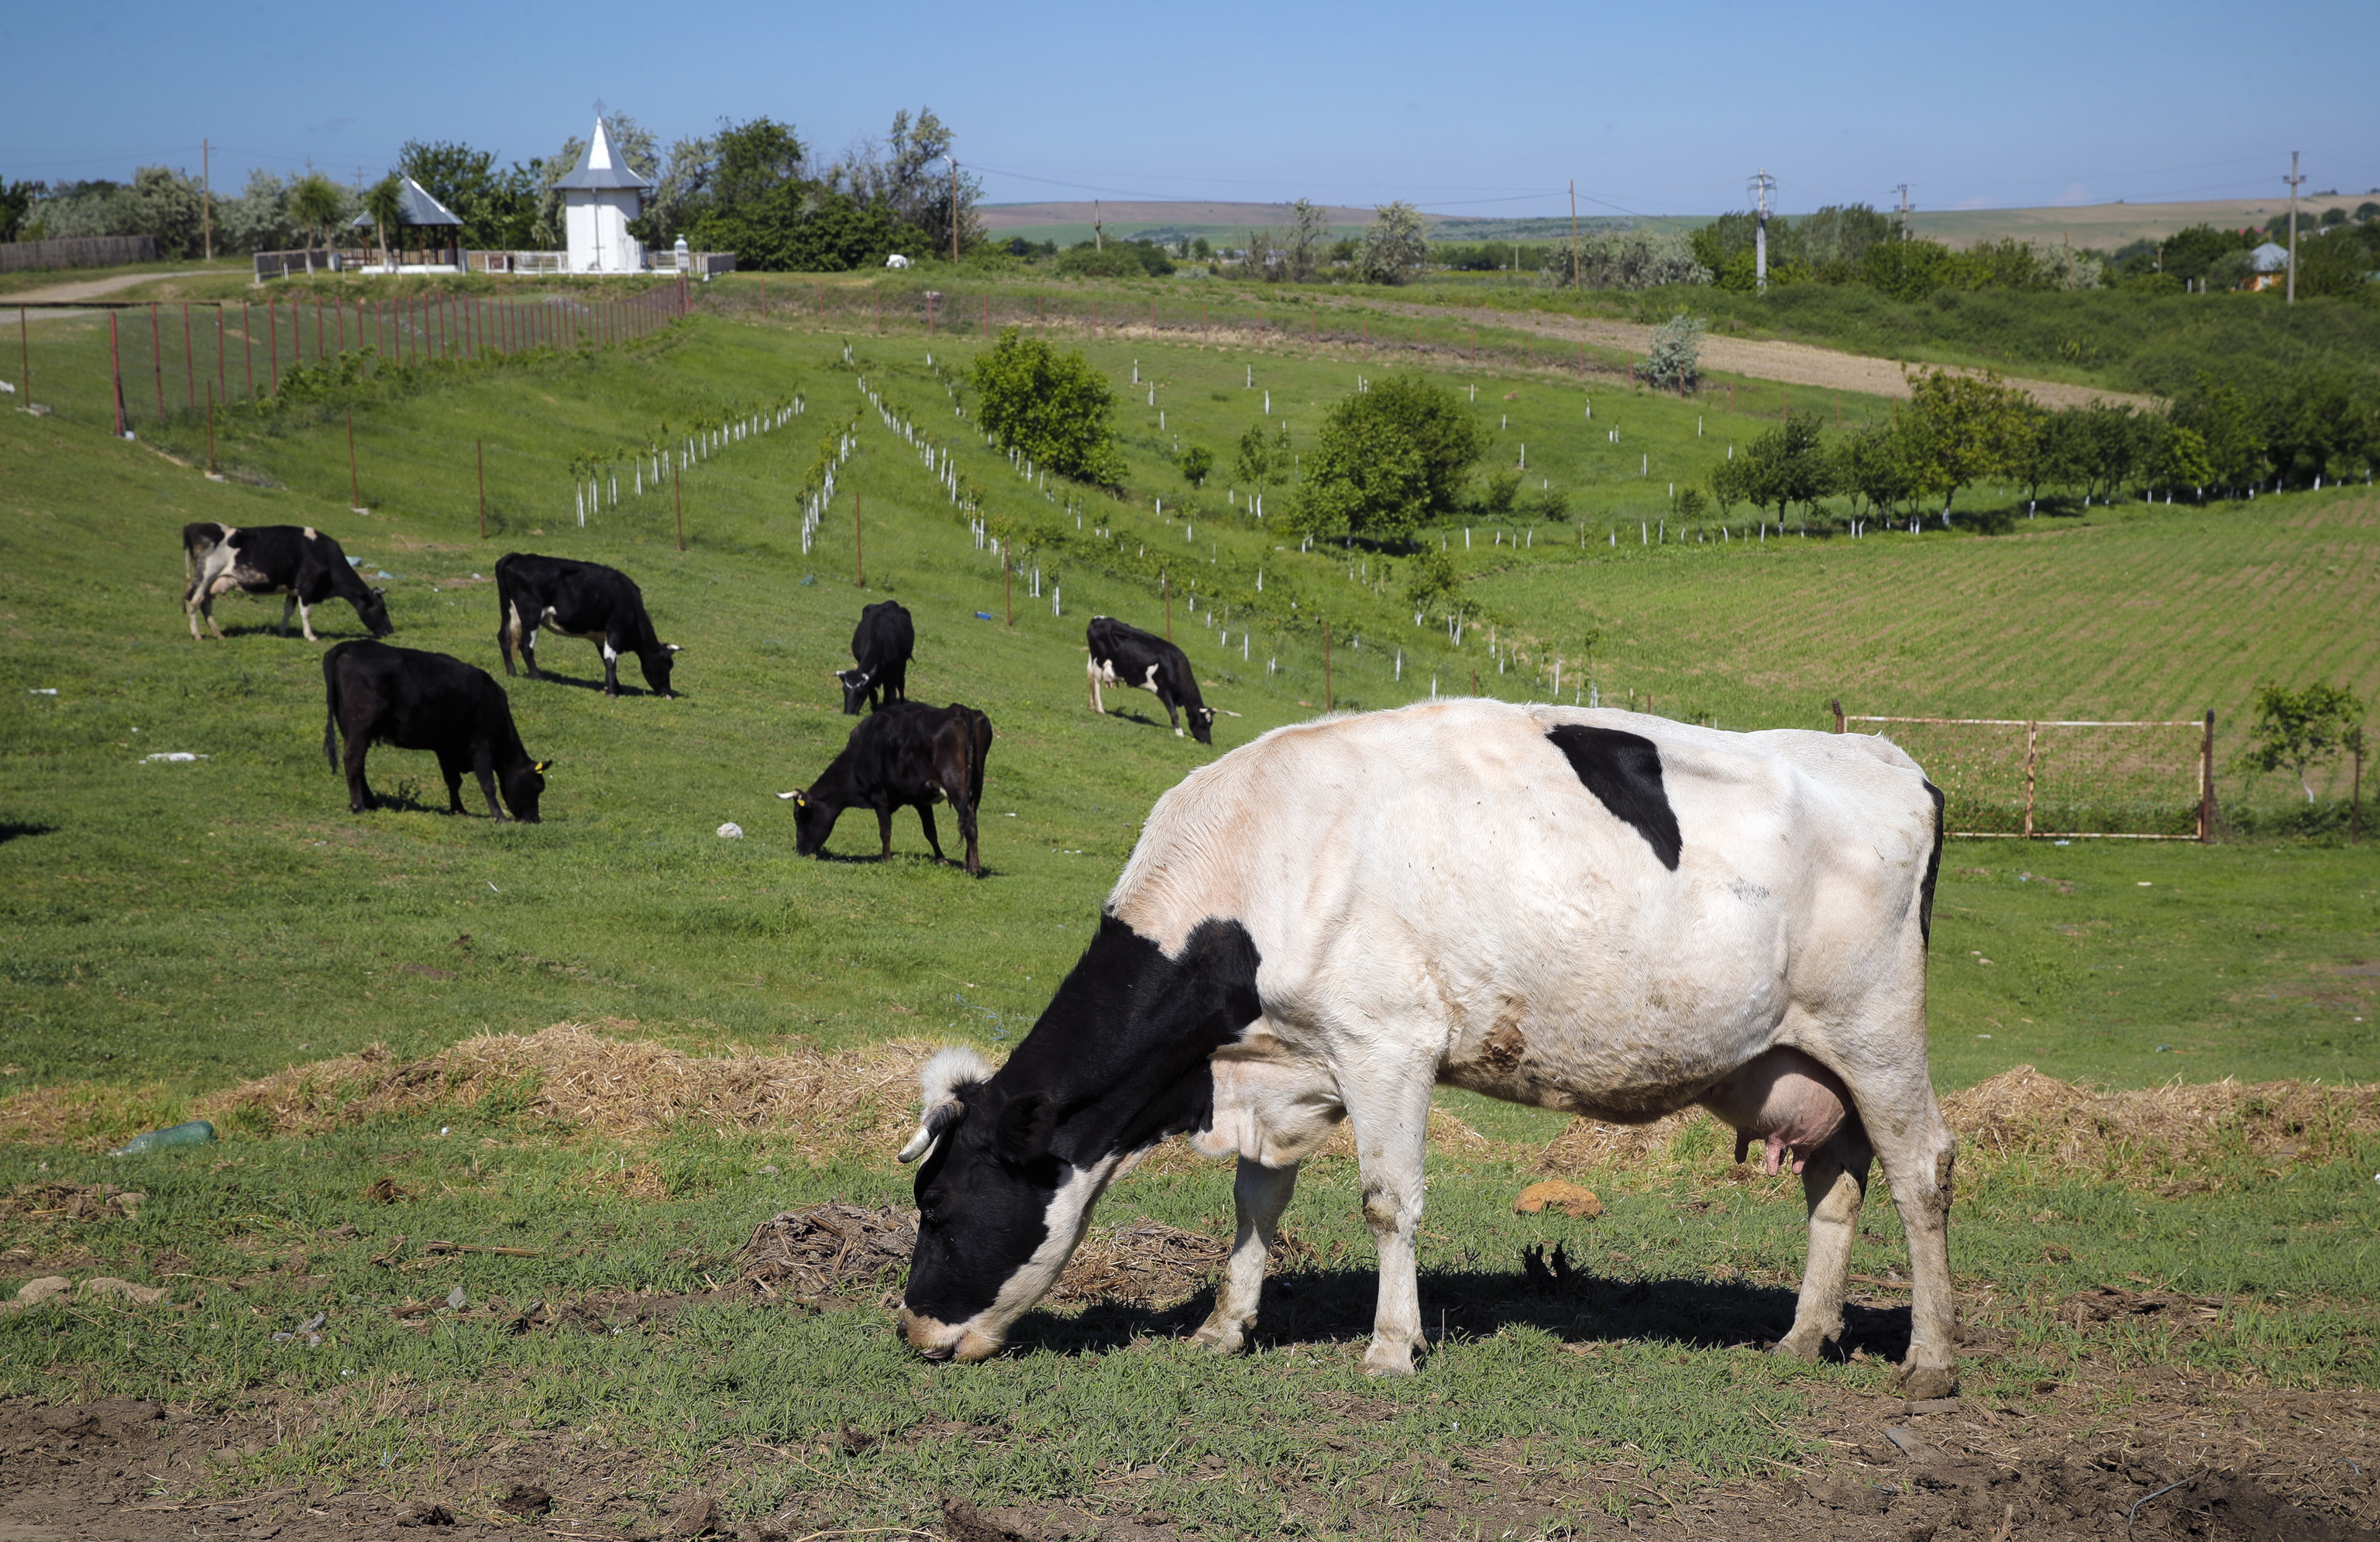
1539,1064,2380,1189
0,1022,940,1159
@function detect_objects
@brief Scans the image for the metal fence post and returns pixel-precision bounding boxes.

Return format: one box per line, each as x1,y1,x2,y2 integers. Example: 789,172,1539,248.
2023,721,2038,838
2199,711,2217,843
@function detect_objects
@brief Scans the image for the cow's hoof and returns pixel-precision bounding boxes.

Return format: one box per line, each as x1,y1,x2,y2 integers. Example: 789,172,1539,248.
1888,1361,1959,1400
1190,1320,1247,1355
1768,1330,1830,1365
1361,1342,1417,1378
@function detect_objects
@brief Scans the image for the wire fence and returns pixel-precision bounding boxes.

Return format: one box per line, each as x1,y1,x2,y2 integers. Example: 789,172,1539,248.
9,281,691,442
1837,707,2217,840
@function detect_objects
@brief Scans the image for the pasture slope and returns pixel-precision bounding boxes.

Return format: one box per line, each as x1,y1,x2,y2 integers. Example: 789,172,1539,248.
2,303,2378,1542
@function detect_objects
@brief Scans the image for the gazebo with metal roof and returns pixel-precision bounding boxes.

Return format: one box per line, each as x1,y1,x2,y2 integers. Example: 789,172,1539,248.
352,177,464,270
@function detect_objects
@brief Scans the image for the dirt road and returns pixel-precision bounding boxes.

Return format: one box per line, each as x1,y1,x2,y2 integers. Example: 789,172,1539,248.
1387,301,2158,410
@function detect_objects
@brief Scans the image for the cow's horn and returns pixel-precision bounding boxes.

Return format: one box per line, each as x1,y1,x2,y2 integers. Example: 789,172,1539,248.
897,1126,937,1163
667,643,683,652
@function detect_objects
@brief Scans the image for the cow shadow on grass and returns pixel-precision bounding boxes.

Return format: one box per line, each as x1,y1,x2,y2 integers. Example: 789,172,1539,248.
1009,1264,1913,1365
807,847,1000,879
515,669,666,698
0,822,57,845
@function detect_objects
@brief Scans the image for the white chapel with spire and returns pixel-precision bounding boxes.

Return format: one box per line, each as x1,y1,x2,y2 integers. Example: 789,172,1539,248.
556,116,655,274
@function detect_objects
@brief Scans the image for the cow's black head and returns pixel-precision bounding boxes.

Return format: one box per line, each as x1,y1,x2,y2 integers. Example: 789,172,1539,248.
1188,704,1216,745
640,643,682,698
896,1047,1090,1363
501,759,549,823
835,667,872,715
782,787,838,855
359,587,394,638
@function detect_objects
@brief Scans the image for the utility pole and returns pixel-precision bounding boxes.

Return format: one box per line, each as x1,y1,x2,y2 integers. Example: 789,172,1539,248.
2284,150,2304,305
1749,170,1776,293
1093,199,1104,252
1569,178,1580,288
947,155,960,264
202,139,213,261
1893,183,1910,243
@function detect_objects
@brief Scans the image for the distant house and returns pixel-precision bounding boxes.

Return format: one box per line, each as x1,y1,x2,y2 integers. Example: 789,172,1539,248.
2244,241,2291,291
557,119,654,275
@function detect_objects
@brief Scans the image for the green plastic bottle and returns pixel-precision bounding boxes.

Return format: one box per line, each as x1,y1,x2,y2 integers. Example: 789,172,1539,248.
110,1120,216,1156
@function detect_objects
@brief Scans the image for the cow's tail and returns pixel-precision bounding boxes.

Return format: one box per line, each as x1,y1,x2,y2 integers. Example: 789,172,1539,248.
1917,779,1945,951
322,652,344,773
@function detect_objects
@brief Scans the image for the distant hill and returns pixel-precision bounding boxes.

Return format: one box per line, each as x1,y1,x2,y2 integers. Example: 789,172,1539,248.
976,195,2374,253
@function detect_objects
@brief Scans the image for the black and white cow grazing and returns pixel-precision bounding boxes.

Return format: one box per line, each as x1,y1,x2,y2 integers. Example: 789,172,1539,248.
322,640,549,822
837,601,915,714
183,523,393,642
778,702,993,876
895,700,1959,1399
1085,617,1214,745
494,554,680,697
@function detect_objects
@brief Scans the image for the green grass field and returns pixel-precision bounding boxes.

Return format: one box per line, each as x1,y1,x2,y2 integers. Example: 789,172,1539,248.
5,291,2378,1537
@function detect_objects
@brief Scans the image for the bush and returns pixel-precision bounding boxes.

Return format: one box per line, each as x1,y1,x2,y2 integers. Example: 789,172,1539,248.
1639,313,1706,392
970,329,1121,485
1054,240,1173,279
1290,374,1483,543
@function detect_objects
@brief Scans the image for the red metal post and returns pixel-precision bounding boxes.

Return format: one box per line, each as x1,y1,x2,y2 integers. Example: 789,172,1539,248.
242,303,253,398
150,303,166,419
2199,711,2217,844
182,302,194,409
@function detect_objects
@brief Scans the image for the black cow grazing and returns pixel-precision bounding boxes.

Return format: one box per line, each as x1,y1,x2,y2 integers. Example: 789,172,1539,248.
322,641,549,822
1085,617,1215,745
778,702,993,876
183,523,393,642
837,600,915,714
494,554,680,697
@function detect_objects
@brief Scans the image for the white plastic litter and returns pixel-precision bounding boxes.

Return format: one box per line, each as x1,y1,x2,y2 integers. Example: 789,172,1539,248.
143,752,207,762
717,822,745,839
28,688,56,695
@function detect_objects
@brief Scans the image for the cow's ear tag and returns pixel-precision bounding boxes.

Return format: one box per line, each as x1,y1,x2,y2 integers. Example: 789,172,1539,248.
533,760,553,773
667,644,683,653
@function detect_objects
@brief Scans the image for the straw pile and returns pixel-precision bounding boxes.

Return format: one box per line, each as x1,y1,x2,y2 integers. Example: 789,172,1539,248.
1536,1064,2380,1188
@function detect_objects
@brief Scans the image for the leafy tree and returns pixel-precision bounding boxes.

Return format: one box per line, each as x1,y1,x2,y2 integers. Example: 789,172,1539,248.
1286,198,1329,282
397,141,538,250
828,106,982,258
1478,469,1521,516
1738,413,1831,521
1903,369,2031,515
363,175,404,268
0,178,41,243
1639,313,1706,393
1290,408,1431,543
1357,201,1429,285
2144,421,2213,494
286,173,346,251
1831,424,1918,519
2169,373,2268,490
2244,681,2362,803
970,329,1120,485
1708,453,1750,516
1179,445,1214,489
1234,421,1288,491
1542,229,1708,290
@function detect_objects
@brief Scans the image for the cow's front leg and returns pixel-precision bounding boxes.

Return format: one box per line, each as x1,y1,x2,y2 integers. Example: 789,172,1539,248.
1194,1158,1298,1355
278,594,298,638
599,640,621,697
295,596,319,642
436,751,469,815
1773,1129,1871,1362
875,800,895,859
1341,1065,1436,1375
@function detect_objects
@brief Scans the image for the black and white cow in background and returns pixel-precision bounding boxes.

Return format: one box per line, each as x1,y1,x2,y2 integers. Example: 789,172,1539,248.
494,554,680,697
779,701,993,876
183,523,393,642
837,600,915,714
1085,616,1215,745
322,640,549,822
893,700,1959,1399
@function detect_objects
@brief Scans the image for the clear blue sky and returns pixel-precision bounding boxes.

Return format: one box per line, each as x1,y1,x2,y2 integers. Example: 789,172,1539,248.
9,0,2375,219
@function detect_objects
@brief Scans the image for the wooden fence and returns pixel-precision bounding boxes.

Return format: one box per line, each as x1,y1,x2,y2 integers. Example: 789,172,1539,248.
0,236,159,273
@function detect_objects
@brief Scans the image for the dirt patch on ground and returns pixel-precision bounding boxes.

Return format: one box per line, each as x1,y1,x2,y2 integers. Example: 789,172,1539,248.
738,1203,917,1302
4,1368,2375,1541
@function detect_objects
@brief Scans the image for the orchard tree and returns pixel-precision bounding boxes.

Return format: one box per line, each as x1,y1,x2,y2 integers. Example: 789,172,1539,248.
2245,681,2362,803
971,329,1120,484
1179,445,1214,489
1357,201,1429,285
1904,368,2031,518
